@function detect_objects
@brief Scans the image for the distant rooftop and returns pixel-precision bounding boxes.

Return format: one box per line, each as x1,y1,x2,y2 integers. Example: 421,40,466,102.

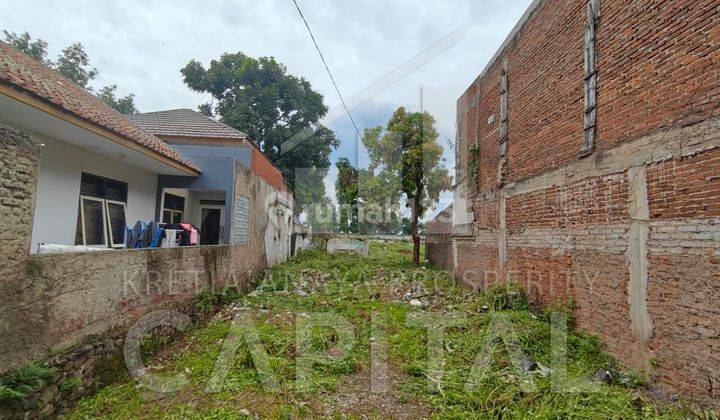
128,109,248,140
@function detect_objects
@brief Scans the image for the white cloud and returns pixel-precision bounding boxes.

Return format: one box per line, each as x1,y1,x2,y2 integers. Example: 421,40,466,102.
4,0,533,216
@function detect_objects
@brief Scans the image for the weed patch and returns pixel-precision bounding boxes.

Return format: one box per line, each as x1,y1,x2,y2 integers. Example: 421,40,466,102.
68,242,703,418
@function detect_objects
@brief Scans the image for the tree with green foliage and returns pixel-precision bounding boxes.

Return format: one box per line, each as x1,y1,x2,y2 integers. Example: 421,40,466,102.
2,30,50,64
359,126,403,235
363,107,452,265
97,85,138,114
357,168,402,234
54,42,97,89
2,30,138,113
180,53,339,205
303,194,339,233
335,158,359,233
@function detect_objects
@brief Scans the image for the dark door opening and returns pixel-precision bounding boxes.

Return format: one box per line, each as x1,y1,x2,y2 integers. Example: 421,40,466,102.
200,208,222,245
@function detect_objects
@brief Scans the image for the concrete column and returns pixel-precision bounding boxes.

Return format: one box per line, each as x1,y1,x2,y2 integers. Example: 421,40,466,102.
626,165,653,373
452,238,458,272
498,191,508,277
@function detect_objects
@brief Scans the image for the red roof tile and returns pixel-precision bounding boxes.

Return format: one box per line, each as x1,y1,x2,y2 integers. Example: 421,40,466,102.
0,41,199,173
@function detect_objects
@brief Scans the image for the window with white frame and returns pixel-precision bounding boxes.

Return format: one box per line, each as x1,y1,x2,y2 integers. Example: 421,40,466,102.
76,173,128,248
162,193,185,224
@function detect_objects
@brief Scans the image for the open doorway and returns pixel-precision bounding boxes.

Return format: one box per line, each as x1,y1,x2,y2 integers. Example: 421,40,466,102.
199,204,224,245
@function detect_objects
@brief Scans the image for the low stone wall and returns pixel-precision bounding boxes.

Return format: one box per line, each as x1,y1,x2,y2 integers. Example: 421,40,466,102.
2,245,262,374
1,244,264,417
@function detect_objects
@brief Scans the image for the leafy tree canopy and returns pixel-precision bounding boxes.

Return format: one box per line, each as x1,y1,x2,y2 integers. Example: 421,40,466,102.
98,85,138,115
54,42,97,89
335,158,359,233
3,30,138,113
362,107,452,264
2,30,49,64
180,53,339,203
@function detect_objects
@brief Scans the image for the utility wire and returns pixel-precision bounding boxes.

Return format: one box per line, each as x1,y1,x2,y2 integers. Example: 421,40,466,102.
291,0,362,140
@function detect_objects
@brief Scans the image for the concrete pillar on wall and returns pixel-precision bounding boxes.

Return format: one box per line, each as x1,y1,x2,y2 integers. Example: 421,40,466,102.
581,0,600,156
0,122,40,289
0,121,43,371
498,57,509,186
498,190,508,277
626,165,654,373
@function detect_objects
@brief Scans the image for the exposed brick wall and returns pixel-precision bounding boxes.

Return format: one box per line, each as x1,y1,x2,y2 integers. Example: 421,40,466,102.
597,0,720,152
455,240,498,290
571,252,635,363
506,247,573,305
459,63,502,195
474,198,499,230
506,173,629,230
425,240,452,270
455,0,720,401
461,0,720,191
647,253,720,399
425,205,453,270
646,148,720,220
251,147,286,192
505,0,585,183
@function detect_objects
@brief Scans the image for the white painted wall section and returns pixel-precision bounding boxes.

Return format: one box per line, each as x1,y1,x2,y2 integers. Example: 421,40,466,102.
30,136,158,252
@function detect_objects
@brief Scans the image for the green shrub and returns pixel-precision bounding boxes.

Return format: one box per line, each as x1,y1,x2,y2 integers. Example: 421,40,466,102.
196,287,242,312
59,377,83,392
482,283,530,311
0,363,57,407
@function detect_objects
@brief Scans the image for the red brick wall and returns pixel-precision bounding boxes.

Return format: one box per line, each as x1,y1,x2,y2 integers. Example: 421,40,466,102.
251,148,286,192
571,252,635,363
505,0,585,183
475,199,499,229
597,0,720,152
455,241,498,290
647,253,720,398
506,173,629,230
646,148,720,220
461,0,720,192
456,0,720,401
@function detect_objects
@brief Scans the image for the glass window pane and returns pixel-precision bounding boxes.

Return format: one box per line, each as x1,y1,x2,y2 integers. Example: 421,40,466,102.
80,173,128,202
105,181,127,202
106,202,126,246
165,194,185,211
80,174,104,198
82,199,106,246
172,211,183,224
162,209,172,224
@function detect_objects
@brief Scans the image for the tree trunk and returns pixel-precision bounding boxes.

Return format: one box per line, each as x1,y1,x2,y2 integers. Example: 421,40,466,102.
411,193,421,266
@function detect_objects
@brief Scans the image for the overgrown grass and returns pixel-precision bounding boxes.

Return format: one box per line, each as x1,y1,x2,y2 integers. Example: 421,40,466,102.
68,242,699,418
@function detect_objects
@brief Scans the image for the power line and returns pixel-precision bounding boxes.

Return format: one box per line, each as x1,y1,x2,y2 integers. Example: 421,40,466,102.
291,0,362,140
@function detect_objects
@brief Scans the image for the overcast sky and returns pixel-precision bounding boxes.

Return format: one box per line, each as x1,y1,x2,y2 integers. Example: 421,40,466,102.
4,0,533,218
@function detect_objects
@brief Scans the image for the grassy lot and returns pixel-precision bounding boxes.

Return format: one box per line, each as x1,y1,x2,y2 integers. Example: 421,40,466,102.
69,242,696,419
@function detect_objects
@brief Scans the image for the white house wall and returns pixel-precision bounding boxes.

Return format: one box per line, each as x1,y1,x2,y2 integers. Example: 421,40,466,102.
30,136,158,252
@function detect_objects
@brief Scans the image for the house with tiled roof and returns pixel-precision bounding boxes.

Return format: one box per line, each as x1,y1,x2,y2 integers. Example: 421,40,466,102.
0,40,304,385
128,108,290,247
0,40,292,254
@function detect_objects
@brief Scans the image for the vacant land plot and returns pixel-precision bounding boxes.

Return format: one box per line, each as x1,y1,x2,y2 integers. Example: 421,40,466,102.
69,242,694,418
